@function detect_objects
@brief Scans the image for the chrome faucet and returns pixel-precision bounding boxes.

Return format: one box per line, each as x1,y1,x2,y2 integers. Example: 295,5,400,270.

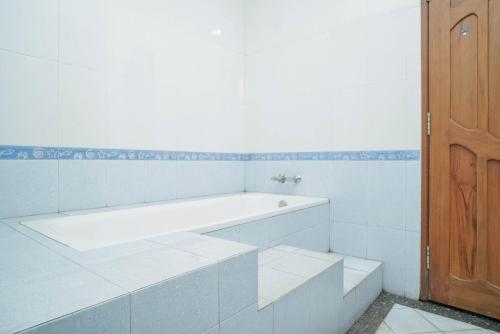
270,174,302,184
271,174,287,183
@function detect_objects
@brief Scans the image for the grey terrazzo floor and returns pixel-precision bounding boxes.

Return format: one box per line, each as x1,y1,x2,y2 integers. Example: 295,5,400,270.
347,291,500,334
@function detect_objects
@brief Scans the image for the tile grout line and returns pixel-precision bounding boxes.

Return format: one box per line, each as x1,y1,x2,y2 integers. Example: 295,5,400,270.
56,0,61,215
129,293,132,334
411,304,444,332
382,320,397,334
415,309,487,333
385,305,448,334
403,162,409,298
217,261,221,327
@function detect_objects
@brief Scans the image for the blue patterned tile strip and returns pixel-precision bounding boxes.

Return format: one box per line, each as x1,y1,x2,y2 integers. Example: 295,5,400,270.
0,146,420,161
248,150,421,161
0,146,249,161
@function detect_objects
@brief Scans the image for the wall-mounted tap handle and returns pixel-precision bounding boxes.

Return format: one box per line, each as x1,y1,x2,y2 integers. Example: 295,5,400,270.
271,174,287,183
271,174,302,184
285,175,302,183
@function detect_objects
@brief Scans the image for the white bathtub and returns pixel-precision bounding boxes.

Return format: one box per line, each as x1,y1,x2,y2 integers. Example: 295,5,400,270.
22,193,328,251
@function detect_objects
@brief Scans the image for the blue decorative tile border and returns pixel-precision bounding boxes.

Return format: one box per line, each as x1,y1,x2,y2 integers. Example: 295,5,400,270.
0,146,248,161
248,150,420,161
0,146,420,161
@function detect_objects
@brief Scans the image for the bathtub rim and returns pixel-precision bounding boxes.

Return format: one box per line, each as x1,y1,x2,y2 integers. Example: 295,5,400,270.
19,192,330,251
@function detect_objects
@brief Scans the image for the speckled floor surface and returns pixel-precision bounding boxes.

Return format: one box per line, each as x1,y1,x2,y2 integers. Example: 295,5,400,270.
347,291,500,334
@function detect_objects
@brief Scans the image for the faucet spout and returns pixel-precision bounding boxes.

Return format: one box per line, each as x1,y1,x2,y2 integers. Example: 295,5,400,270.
270,174,302,184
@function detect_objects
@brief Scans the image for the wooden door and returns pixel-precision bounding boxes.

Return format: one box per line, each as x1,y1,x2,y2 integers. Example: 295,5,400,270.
428,0,500,319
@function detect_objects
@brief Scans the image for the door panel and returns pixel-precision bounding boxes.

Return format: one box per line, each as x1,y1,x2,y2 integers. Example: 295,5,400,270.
451,15,478,129
449,145,477,280
429,0,500,319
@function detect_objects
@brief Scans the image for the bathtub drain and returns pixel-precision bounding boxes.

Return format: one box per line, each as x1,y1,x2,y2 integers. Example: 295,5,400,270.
278,200,288,208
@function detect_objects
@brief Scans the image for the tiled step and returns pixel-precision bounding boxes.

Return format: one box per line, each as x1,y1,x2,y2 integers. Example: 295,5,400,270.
340,255,383,333
256,247,382,334
257,245,344,334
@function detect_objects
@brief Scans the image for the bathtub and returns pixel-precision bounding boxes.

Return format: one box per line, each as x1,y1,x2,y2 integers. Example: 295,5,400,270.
22,193,329,251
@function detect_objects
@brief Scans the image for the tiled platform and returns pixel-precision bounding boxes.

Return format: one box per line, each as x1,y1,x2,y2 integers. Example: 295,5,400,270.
258,245,344,334
259,246,343,307
0,220,258,334
257,247,383,334
376,304,499,334
1,205,384,334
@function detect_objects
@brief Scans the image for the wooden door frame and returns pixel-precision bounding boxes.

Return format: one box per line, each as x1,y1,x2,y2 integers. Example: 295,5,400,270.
420,0,430,301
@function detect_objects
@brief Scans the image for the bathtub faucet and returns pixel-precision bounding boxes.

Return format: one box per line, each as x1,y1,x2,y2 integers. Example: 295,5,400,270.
271,174,287,183
270,174,302,184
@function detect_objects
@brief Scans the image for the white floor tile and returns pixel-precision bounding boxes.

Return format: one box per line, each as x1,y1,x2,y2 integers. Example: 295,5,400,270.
376,322,396,334
258,249,288,265
258,266,305,302
444,330,490,334
292,249,343,264
417,309,480,332
263,252,333,279
384,307,439,334
273,245,298,252
383,305,497,334
343,255,381,273
258,296,272,309
344,268,369,295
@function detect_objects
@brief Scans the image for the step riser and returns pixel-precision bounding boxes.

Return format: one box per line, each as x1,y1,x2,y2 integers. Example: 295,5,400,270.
273,264,343,334
342,265,383,333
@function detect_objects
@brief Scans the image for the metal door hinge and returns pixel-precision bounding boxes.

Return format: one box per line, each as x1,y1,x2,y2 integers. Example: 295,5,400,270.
426,245,430,271
426,112,431,136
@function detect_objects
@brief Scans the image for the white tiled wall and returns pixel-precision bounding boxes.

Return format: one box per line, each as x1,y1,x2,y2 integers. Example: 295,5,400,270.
0,0,423,301
0,0,59,60
1,0,420,154
245,160,422,299
0,0,250,218
0,52,58,147
0,0,246,152
243,0,422,300
244,0,421,152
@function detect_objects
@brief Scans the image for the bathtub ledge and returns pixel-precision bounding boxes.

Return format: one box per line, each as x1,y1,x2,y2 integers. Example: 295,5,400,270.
0,217,259,334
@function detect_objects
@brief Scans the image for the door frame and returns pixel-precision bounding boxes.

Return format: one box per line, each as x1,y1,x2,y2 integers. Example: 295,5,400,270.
420,0,430,301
